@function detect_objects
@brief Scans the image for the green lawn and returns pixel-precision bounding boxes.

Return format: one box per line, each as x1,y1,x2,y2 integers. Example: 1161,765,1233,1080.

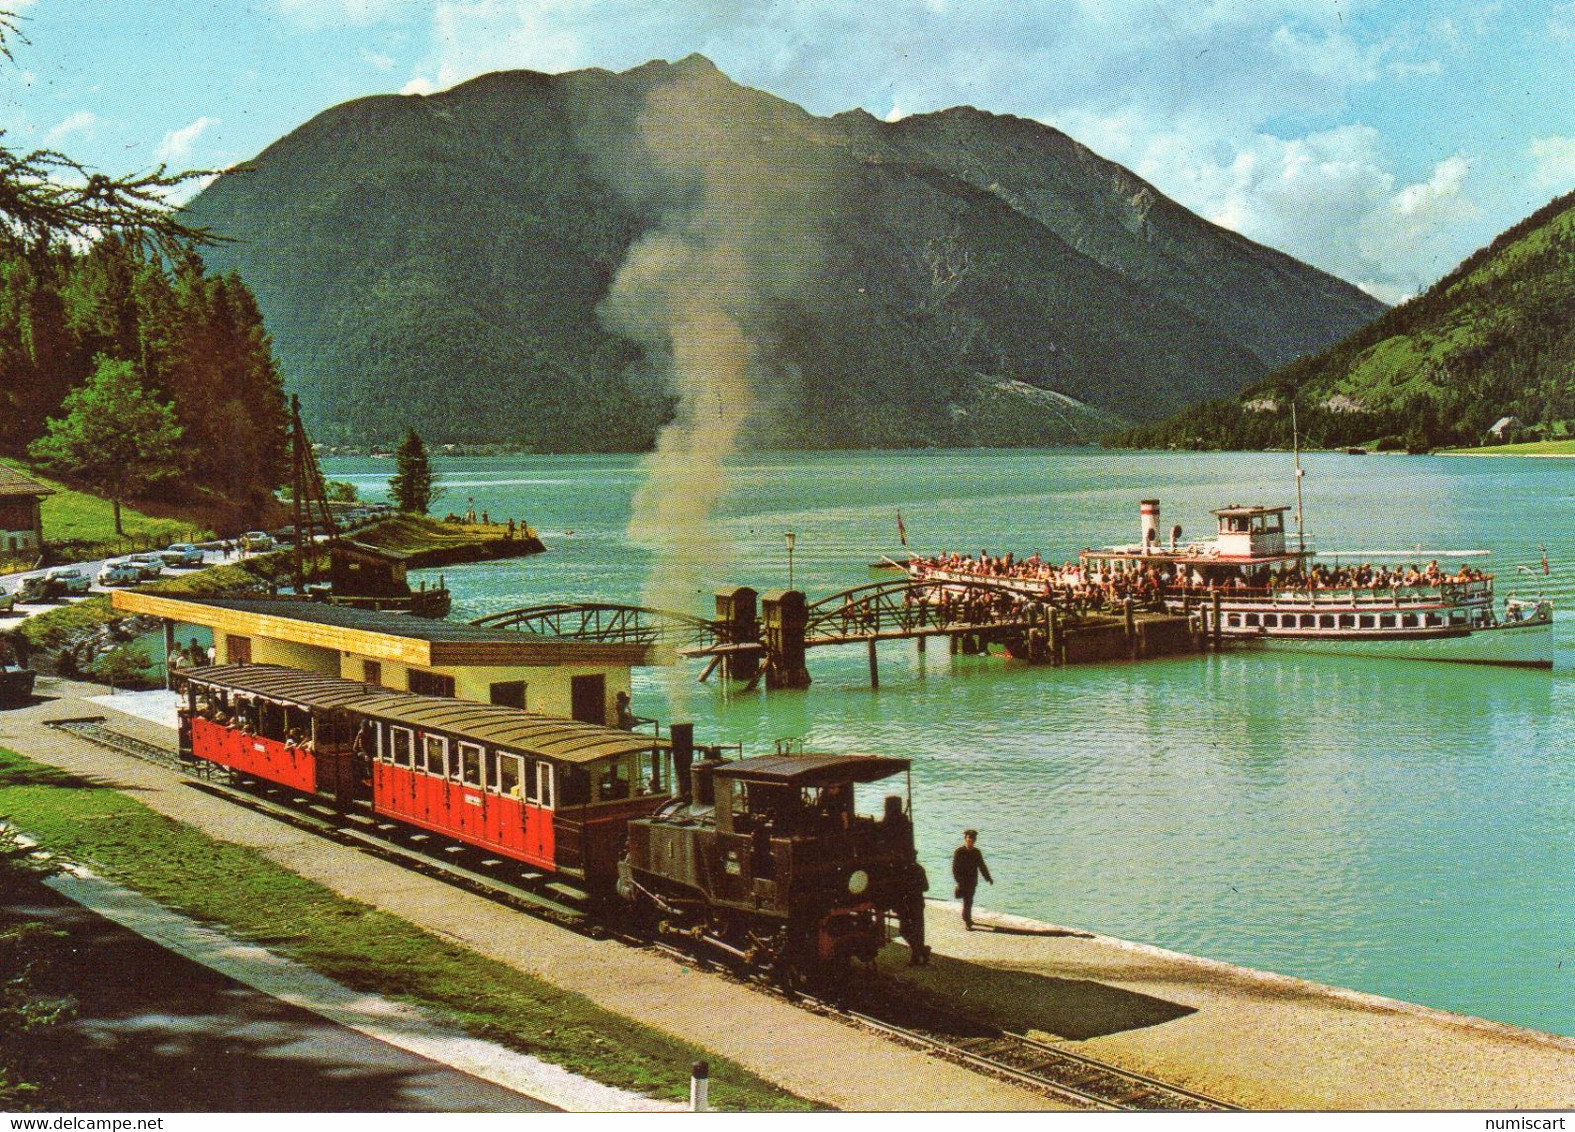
0,746,813,1111
1438,439,1575,456
0,458,209,568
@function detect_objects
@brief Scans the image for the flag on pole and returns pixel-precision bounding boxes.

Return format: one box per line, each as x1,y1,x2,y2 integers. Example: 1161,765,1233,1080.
896,510,908,547
1541,545,1549,575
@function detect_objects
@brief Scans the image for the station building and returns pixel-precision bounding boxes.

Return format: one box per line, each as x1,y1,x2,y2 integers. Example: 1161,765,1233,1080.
111,592,653,727
0,464,51,554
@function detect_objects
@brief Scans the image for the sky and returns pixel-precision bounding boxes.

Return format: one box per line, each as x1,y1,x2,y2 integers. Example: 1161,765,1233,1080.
1,0,1570,303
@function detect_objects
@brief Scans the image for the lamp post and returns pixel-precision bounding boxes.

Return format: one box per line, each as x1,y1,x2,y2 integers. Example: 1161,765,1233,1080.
785,529,796,593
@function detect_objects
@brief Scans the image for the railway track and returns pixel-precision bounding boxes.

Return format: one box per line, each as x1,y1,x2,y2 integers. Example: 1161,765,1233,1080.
47,716,1238,1112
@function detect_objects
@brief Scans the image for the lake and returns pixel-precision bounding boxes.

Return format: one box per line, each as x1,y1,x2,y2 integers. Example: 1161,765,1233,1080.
325,448,1575,1037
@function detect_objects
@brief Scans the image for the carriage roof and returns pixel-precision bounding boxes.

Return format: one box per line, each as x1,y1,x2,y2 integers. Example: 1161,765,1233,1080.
713,753,910,786
183,664,666,765
182,664,387,709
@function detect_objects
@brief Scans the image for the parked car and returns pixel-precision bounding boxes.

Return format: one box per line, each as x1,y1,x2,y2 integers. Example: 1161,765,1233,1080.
96,560,144,587
15,574,49,602
241,531,276,552
159,543,205,568
0,586,14,615
126,553,166,579
45,567,91,596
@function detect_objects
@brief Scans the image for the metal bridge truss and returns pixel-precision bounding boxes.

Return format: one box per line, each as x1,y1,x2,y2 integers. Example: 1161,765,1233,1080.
470,603,723,649
802,579,1058,645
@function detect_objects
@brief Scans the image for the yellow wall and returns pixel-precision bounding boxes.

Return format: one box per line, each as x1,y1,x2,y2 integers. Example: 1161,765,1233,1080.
337,653,630,723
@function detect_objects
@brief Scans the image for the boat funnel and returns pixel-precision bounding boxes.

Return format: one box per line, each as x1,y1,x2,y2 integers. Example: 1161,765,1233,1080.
1140,500,1160,550
671,722,694,800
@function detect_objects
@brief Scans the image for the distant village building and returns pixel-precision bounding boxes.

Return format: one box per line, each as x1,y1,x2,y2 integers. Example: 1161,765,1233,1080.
1243,398,1279,413
0,465,51,554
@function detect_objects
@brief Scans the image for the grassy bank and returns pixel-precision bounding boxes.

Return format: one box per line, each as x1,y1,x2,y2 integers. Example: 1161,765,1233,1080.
0,459,209,570
0,746,811,1111
355,515,544,567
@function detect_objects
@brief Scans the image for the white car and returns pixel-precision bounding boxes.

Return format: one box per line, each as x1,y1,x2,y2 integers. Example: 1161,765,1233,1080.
242,531,276,552
45,567,91,596
97,560,143,586
159,543,205,568
126,553,166,579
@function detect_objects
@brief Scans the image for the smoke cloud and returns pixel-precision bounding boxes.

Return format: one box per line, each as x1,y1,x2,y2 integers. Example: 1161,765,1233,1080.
592,60,842,629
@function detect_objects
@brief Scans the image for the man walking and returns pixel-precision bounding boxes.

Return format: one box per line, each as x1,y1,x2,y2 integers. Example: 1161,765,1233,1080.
951,829,993,930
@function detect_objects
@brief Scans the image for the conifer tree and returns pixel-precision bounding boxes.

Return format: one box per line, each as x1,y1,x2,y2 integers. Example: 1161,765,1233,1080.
28,356,184,533
389,430,436,514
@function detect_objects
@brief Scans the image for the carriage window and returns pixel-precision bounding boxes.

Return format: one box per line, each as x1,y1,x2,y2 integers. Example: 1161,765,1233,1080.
595,757,632,802
539,763,560,808
495,753,522,799
423,734,447,776
390,726,414,768
459,742,484,789
635,748,670,796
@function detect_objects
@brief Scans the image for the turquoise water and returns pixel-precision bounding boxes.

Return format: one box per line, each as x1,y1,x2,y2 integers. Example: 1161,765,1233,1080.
327,449,1574,1036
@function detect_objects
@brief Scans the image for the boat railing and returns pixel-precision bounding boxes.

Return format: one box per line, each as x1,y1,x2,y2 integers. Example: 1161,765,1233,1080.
1174,578,1494,606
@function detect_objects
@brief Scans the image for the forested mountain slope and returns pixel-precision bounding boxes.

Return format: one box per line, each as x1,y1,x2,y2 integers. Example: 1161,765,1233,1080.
187,56,1385,449
1116,192,1575,451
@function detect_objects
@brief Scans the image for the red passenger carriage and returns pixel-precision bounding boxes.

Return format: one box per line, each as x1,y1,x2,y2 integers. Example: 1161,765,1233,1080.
177,665,674,890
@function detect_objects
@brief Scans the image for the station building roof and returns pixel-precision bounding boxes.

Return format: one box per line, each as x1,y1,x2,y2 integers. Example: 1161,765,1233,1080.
0,464,53,499
113,592,654,667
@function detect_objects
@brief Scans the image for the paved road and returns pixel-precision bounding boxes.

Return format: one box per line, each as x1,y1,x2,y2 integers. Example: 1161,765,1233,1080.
7,884,555,1113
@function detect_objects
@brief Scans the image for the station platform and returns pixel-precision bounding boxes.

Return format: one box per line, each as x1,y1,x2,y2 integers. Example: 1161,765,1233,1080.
3,678,1572,1111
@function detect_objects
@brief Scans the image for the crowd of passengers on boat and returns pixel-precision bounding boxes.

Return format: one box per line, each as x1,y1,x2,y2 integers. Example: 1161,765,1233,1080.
908,550,1491,611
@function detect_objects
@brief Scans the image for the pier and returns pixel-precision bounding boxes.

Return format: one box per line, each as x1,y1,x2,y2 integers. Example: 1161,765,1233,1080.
472,580,1198,690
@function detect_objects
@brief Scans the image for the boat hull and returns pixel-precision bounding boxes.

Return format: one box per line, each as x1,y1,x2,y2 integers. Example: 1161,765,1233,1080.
1230,620,1552,668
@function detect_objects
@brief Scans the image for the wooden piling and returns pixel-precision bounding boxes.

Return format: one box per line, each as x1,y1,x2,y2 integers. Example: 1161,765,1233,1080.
1211,590,1223,649
867,637,880,689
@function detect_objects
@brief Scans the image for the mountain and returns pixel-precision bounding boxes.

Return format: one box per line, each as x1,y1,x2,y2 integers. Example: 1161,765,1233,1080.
1115,191,1575,451
184,56,1386,450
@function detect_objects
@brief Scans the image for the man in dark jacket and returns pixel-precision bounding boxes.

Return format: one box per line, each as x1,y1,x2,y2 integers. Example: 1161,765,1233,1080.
951,829,993,930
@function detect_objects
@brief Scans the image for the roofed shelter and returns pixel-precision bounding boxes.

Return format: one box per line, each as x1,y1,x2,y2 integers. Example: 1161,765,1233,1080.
0,464,51,554
112,591,653,727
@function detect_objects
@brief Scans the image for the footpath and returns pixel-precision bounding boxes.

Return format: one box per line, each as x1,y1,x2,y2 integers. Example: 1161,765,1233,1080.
4,680,1573,1111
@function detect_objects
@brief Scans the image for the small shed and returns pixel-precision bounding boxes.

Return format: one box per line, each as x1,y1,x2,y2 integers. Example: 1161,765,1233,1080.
0,464,52,554
330,541,413,597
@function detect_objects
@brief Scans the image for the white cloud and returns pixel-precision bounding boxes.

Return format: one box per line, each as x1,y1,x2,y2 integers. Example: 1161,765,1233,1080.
154,116,219,163
1529,136,1575,193
44,110,98,146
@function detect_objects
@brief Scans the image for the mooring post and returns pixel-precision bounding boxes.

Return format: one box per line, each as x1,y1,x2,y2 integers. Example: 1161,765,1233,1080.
867,637,880,689
691,1061,709,1112
949,633,960,655
1211,589,1223,649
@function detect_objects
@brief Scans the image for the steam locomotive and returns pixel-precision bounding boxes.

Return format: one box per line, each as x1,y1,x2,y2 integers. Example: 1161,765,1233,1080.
175,664,928,974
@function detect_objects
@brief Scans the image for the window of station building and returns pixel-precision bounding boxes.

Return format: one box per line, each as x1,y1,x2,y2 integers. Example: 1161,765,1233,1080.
389,726,414,768
490,681,526,709
409,670,456,698
363,660,382,686
459,742,484,788
423,734,447,776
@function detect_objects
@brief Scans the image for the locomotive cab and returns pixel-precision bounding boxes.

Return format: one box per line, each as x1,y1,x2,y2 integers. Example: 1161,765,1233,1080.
620,752,925,974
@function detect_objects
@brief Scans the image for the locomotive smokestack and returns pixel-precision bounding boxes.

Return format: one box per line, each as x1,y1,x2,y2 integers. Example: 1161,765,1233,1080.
671,722,695,799
1140,499,1160,551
